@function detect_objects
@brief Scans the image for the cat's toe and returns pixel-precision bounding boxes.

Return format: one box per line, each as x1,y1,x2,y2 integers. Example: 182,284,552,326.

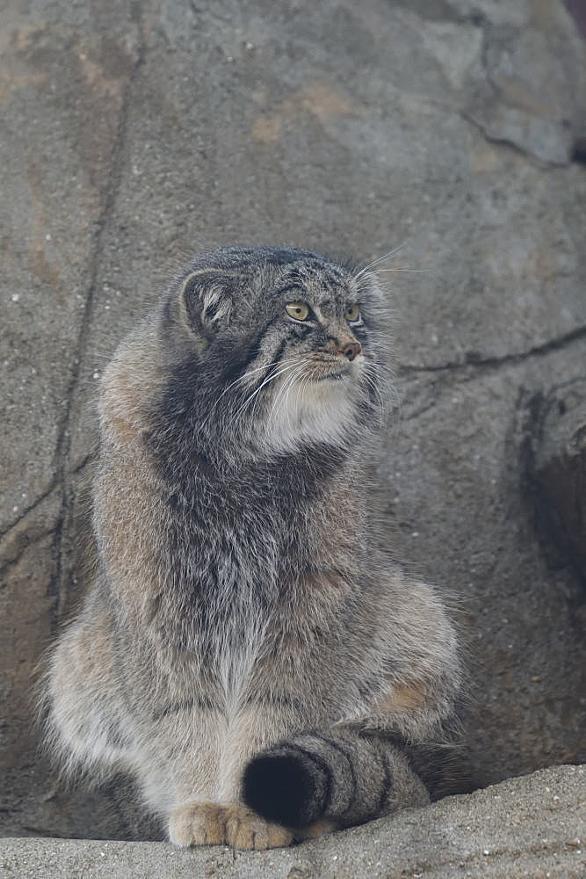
224,805,293,850
168,802,226,847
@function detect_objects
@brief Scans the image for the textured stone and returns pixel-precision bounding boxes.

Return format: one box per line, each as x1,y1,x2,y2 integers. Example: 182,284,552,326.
530,378,586,584
1,766,585,878
1,0,585,841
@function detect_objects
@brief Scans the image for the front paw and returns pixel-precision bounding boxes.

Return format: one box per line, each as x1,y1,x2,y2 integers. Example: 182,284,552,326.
169,802,227,847
168,801,293,850
224,804,293,850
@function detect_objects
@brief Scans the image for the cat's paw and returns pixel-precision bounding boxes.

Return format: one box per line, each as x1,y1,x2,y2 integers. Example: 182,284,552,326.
168,802,227,847
168,801,293,849
224,804,293,850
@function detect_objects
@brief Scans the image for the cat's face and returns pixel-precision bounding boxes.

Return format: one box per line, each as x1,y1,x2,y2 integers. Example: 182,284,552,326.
162,246,389,454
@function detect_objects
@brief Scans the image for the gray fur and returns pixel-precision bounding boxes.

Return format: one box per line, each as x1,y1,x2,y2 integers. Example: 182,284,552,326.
43,245,463,849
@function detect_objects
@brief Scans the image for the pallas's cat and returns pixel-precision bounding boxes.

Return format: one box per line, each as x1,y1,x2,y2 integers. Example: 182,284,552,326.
45,246,463,849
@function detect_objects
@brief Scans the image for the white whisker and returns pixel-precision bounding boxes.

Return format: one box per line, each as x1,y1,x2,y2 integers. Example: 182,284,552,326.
199,362,278,432
280,370,301,433
249,362,299,426
203,359,302,433
272,363,306,431
361,365,385,422
375,267,430,274
354,242,408,281
233,361,301,424
271,366,303,423
235,365,296,418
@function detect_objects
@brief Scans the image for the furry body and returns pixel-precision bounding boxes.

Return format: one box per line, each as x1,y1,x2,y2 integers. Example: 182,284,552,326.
46,246,462,848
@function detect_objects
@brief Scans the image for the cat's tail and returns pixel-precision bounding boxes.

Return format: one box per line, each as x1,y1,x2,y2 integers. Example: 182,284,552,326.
242,726,472,832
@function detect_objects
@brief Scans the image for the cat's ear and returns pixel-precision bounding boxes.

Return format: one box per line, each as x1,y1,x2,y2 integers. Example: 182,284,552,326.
179,268,236,341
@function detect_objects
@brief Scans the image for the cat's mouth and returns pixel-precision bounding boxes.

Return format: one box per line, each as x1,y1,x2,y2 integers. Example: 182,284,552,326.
304,354,356,383
315,369,348,382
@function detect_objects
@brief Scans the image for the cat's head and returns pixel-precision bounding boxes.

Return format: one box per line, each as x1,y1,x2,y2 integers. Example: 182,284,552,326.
157,245,392,456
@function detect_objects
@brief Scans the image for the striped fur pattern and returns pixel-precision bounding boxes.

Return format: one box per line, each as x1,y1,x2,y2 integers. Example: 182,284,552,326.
43,245,464,849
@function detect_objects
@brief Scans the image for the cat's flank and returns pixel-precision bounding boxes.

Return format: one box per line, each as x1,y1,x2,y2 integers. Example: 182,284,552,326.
45,245,463,849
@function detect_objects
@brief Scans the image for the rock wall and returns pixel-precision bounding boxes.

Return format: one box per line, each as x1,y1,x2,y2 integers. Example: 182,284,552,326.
1,0,585,840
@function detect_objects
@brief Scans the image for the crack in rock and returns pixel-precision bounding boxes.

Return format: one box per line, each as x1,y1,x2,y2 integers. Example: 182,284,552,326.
48,15,146,628
398,324,586,376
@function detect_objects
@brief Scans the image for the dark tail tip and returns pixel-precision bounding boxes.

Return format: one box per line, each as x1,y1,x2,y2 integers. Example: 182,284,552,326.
242,748,326,829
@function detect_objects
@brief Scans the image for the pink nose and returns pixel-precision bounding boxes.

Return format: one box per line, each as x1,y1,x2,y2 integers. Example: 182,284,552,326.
341,341,362,361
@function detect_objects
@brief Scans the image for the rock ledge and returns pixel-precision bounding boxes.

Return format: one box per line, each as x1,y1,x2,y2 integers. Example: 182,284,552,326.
1,765,584,879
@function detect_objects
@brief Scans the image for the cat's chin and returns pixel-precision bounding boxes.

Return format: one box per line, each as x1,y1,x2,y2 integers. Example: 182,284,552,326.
304,374,355,398
260,378,360,455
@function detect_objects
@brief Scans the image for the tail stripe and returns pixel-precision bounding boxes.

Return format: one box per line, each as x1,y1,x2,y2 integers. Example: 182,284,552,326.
286,743,334,815
376,749,393,813
311,733,358,817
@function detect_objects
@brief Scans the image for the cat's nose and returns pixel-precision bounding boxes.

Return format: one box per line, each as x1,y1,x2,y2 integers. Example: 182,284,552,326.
341,341,362,361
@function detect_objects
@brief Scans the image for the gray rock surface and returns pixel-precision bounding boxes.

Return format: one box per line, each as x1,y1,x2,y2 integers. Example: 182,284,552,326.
531,379,586,583
1,0,585,841
1,766,585,878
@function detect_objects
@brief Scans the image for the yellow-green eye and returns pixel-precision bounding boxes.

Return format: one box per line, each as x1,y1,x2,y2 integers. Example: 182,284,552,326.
345,304,361,323
286,302,310,321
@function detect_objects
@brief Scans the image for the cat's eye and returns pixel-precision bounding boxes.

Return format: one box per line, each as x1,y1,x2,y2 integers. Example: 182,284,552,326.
286,302,310,321
345,304,361,323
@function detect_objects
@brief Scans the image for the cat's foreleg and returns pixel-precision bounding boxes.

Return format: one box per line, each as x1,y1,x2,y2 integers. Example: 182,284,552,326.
165,704,297,850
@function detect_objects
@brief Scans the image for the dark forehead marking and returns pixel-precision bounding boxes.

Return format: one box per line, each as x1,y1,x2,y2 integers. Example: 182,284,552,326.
282,260,348,291
264,248,323,266
187,245,325,274
304,259,346,281
310,277,349,304
187,246,353,284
